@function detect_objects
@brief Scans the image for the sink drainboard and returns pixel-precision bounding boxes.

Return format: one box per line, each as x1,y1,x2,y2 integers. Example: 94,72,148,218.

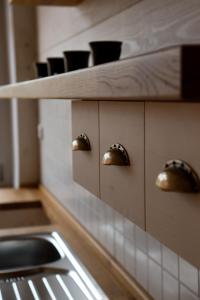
0,232,109,300
0,272,90,300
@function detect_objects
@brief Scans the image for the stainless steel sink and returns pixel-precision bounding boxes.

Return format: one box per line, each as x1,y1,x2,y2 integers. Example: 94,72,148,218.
0,232,109,300
0,238,61,270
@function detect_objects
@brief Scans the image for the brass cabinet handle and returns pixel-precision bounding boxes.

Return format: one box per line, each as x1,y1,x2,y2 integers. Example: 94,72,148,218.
102,144,130,166
72,133,91,151
156,160,200,193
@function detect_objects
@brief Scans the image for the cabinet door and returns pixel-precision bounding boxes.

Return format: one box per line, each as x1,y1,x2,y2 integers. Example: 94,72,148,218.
72,101,99,197
100,102,145,229
146,103,200,267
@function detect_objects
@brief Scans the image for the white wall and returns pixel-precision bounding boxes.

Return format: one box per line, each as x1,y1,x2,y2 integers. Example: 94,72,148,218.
5,2,40,187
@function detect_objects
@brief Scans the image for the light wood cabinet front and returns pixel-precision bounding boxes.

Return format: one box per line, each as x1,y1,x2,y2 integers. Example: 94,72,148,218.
146,103,200,267
99,102,145,229
72,101,99,197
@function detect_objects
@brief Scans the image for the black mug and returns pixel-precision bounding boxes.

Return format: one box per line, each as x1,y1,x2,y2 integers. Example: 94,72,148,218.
35,62,48,78
63,51,90,72
47,57,65,76
89,41,122,66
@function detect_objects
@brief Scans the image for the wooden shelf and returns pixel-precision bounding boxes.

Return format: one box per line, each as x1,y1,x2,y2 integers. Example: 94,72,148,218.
0,45,199,101
9,0,82,5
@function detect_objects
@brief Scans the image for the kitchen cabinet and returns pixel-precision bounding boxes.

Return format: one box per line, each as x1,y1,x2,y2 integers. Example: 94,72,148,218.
72,101,99,197
72,101,145,228
99,102,145,229
146,103,200,267
72,100,200,266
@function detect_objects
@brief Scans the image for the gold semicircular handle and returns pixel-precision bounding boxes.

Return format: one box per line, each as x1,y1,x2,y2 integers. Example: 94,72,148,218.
102,143,130,166
72,133,91,151
156,160,200,193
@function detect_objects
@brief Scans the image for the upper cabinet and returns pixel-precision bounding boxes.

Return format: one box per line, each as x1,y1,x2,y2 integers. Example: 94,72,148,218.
146,103,200,267
9,0,82,5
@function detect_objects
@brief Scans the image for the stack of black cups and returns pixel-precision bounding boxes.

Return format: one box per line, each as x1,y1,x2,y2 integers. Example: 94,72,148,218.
35,41,122,78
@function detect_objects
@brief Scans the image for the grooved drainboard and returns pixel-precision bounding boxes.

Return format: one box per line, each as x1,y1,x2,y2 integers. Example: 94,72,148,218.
0,271,89,300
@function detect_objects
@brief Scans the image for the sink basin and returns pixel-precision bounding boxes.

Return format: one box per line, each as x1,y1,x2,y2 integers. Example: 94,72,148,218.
0,237,61,270
0,232,108,300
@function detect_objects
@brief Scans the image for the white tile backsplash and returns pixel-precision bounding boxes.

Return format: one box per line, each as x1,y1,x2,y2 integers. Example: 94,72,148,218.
124,237,136,277
148,259,162,300
114,211,124,234
103,224,115,255
124,218,135,241
162,245,179,279
148,233,162,265
136,249,148,289
114,230,125,266
180,285,199,300
179,258,199,295
135,225,148,254
163,271,179,300
40,100,200,300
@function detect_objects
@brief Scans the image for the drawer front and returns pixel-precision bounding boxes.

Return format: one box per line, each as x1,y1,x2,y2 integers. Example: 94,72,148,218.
72,101,99,197
146,103,200,267
100,102,145,229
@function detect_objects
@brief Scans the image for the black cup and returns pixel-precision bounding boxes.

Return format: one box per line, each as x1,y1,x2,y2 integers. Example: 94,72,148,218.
89,41,122,66
47,57,65,76
35,62,48,78
63,51,90,72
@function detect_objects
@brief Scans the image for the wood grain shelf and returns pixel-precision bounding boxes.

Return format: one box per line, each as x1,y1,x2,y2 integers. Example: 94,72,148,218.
9,0,83,6
0,45,199,101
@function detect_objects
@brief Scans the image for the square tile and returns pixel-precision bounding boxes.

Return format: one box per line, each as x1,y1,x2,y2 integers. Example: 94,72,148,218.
136,249,148,289
148,259,162,300
163,271,179,300
162,245,178,278
135,225,147,253
114,211,124,234
104,203,115,227
98,214,107,246
124,218,135,241
88,211,99,238
179,257,198,295
124,237,136,277
147,234,162,264
104,224,115,256
114,230,125,265
180,285,200,300
94,197,105,215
